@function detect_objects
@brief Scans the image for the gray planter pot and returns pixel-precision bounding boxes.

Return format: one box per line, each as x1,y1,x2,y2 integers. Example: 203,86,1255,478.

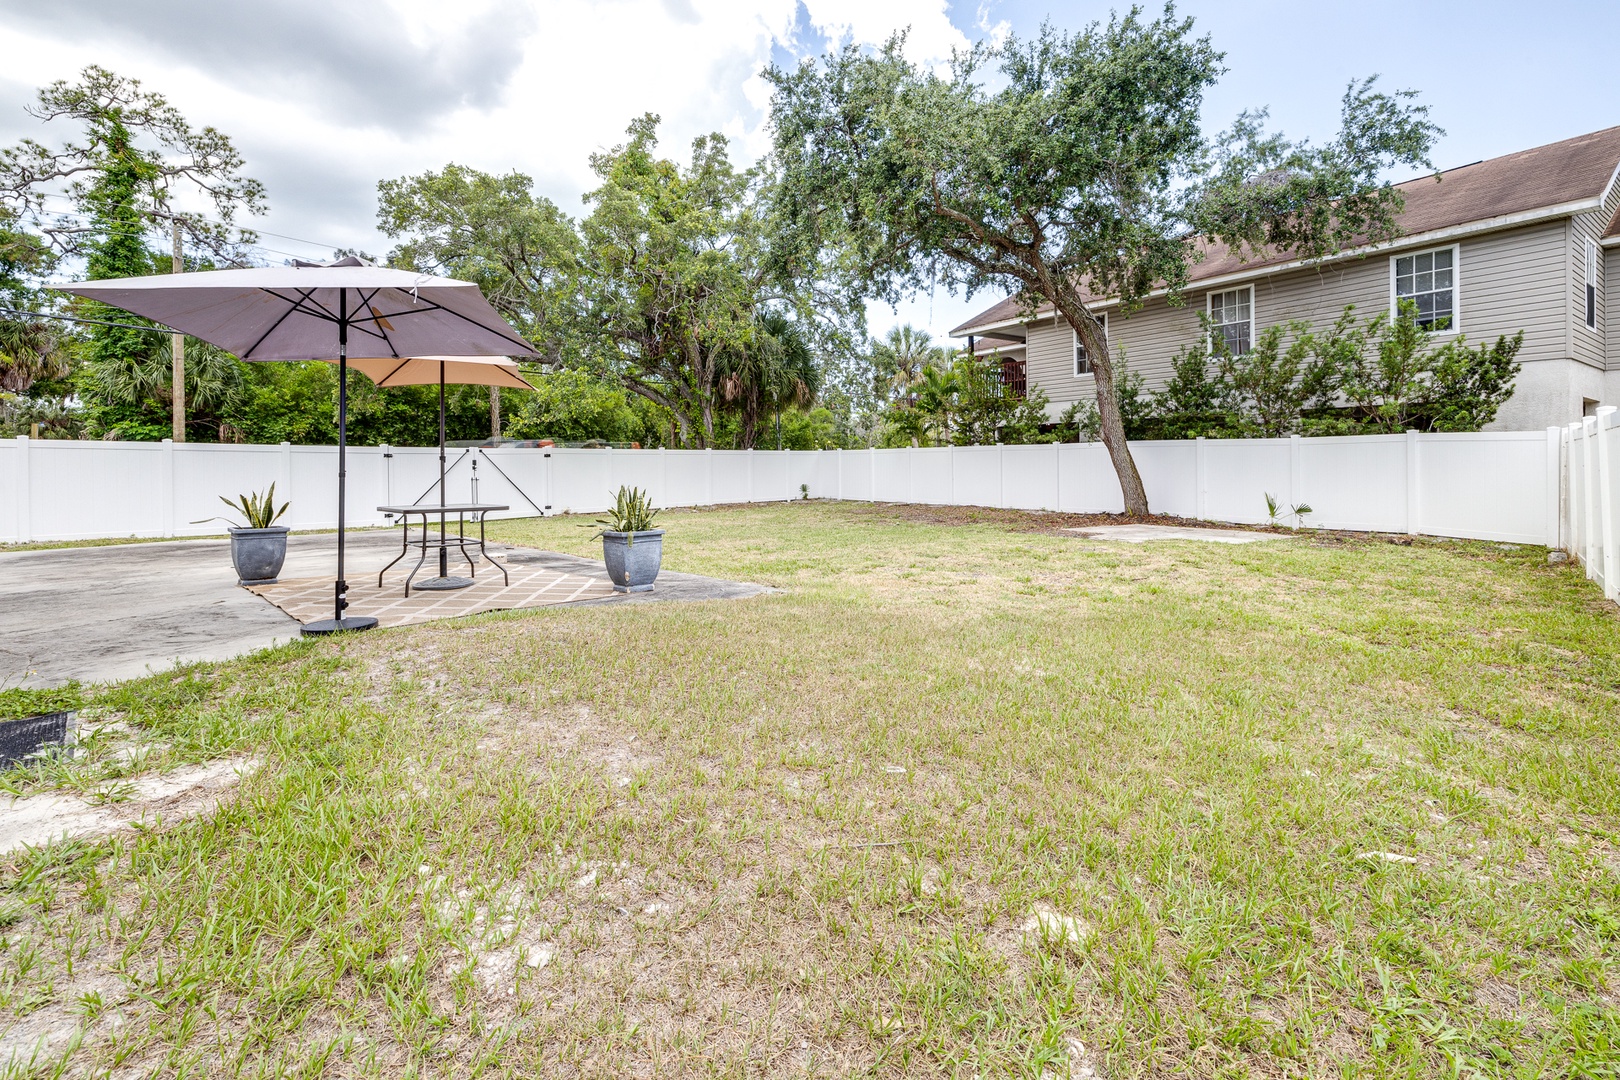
600,529,664,593
230,526,290,586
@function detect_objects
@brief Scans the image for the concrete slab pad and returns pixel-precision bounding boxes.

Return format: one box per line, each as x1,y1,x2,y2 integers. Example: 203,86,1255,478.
1063,524,1286,544
0,531,769,688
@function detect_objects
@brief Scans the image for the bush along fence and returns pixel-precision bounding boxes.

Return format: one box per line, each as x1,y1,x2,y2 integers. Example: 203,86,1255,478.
1566,408,1620,600
1,429,1567,547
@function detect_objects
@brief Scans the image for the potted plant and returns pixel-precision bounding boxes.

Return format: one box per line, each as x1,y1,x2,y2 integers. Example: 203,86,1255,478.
589,486,664,592
199,484,291,586
0,684,81,769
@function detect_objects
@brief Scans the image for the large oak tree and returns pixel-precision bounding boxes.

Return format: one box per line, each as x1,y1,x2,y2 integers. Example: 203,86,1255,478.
765,6,1440,512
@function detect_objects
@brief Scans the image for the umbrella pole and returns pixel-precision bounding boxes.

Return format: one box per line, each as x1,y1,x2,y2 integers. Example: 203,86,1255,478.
415,359,475,592
303,290,378,635
438,365,448,579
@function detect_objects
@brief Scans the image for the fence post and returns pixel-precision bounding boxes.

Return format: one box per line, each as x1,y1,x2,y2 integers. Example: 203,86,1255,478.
161,438,176,539
1052,442,1061,512
908,446,916,505
868,448,876,503
998,443,1007,508
1598,408,1617,600
1195,437,1207,520
1289,434,1303,513
1404,429,1419,536
705,448,714,507
1586,416,1601,576
1569,422,1585,562
746,448,754,503
15,435,31,544
1546,427,1563,550
377,442,389,509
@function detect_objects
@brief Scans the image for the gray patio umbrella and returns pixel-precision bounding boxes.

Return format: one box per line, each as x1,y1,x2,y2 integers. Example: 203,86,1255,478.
53,258,537,634
325,354,534,590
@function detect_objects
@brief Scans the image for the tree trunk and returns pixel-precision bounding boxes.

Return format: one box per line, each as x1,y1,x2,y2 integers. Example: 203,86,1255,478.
489,386,500,440
1051,294,1149,515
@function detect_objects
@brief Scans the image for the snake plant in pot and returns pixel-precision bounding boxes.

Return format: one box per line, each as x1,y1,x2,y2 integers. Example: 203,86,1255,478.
588,486,663,592
199,485,291,586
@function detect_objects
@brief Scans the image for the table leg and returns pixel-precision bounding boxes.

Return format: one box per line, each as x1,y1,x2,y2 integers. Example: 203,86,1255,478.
479,512,509,586
459,512,478,577
379,516,412,587
403,522,432,597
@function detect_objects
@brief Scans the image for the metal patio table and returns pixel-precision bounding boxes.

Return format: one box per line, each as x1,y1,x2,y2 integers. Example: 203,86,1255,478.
377,503,510,597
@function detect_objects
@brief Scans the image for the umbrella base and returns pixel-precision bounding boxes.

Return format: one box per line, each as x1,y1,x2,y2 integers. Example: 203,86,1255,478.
413,575,476,591
301,616,380,636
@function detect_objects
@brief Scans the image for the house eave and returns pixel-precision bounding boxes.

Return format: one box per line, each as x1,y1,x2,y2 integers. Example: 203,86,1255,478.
950,195,1605,335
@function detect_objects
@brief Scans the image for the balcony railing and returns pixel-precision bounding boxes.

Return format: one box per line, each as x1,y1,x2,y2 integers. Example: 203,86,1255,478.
990,357,1026,400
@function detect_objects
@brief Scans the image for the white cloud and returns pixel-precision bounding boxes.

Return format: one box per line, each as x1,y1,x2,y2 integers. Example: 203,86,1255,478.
0,0,983,338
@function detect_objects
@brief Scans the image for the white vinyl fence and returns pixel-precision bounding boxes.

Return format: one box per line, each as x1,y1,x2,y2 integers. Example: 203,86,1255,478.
0,428,1566,547
1566,407,1620,600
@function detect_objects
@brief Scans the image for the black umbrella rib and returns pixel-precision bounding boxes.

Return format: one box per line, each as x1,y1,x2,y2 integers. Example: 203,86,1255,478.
352,287,404,357
263,286,392,347
368,291,534,354
242,288,321,358
377,357,412,384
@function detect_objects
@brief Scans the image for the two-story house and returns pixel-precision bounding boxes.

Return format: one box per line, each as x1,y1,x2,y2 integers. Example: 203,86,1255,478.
950,126,1620,432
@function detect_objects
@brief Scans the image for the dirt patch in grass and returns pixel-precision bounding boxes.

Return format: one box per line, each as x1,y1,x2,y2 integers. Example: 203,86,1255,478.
840,501,1264,535
0,757,258,857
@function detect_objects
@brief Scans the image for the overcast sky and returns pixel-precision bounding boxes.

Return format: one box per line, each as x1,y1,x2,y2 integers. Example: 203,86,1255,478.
0,0,1613,342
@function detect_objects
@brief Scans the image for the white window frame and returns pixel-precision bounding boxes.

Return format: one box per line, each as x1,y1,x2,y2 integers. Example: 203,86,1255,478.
1585,237,1600,332
1206,285,1255,356
1072,313,1107,377
1389,243,1461,334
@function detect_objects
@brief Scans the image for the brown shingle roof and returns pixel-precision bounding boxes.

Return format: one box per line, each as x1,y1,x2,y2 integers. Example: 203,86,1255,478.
952,125,1620,335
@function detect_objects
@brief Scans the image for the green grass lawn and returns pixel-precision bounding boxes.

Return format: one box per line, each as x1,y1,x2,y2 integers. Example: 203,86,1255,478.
4,502,1619,1078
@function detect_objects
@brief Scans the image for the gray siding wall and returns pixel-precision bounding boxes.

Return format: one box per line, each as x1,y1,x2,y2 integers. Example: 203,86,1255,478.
1571,171,1618,367
1608,245,1620,368
1023,220,1576,407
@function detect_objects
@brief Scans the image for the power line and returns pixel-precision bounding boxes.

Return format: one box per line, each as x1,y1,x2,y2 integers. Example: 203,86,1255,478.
27,191,352,257
19,208,332,265
0,304,175,335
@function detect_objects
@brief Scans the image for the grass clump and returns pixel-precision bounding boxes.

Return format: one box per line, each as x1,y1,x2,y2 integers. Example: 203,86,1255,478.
0,683,80,722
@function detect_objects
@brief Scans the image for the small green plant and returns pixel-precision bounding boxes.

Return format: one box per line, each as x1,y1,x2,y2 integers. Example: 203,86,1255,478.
586,486,660,543
0,683,82,722
799,483,809,500
195,484,288,530
1264,492,1313,530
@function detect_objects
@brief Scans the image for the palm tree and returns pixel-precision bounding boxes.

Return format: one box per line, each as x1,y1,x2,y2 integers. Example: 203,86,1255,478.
913,365,959,445
718,311,821,449
0,316,67,394
871,325,943,407
85,335,243,436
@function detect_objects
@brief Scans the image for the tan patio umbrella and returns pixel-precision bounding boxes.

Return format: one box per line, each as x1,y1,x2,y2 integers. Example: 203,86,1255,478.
321,354,534,590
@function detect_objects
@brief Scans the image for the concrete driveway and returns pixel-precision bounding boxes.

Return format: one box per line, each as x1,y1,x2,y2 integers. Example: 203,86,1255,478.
0,531,768,688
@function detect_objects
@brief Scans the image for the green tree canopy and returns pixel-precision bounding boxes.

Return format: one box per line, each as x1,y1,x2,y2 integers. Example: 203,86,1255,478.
377,164,582,365
766,6,1440,512
0,66,265,441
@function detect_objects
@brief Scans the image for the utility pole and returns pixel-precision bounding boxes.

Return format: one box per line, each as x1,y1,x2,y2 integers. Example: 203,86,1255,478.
170,218,185,442
489,385,500,441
